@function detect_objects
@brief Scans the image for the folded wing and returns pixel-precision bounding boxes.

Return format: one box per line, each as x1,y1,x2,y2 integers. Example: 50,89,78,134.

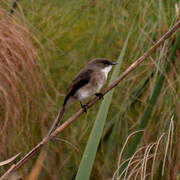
63,69,93,106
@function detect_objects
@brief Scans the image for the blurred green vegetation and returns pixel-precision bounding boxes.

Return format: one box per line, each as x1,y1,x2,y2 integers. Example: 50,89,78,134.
0,0,180,179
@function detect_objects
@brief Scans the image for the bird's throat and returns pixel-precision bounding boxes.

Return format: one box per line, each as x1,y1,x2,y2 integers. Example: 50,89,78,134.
101,66,112,78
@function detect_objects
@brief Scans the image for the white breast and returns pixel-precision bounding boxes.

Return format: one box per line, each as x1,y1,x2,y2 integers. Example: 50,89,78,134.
101,66,112,78
76,66,112,101
78,90,91,100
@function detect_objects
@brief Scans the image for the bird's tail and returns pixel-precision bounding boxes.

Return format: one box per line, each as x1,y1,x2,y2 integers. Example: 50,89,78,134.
47,105,66,136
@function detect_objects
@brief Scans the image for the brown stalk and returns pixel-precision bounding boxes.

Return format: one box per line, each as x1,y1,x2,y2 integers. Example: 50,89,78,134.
1,20,179,179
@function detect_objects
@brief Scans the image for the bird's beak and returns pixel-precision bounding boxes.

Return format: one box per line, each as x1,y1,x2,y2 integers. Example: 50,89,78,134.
112,62,118,65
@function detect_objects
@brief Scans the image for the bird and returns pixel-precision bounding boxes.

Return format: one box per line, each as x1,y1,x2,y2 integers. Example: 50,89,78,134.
48,58,117,135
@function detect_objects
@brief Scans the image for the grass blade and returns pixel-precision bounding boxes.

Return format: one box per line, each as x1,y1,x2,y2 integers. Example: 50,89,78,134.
75,23,134,180
0,153,21,167
119,33,180,175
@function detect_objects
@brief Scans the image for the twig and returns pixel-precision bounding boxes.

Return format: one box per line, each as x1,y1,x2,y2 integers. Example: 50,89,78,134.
1,20,179,179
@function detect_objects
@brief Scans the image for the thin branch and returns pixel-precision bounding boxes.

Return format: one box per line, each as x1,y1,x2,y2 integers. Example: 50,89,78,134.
1,20,179,180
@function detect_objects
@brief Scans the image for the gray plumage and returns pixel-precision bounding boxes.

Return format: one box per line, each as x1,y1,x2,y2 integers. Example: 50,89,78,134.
48,58,117,135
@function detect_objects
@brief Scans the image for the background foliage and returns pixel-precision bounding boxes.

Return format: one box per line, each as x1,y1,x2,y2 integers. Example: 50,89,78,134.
0,0,179,179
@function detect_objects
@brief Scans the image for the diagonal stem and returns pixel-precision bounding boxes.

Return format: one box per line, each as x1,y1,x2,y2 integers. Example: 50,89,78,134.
1,20,179,180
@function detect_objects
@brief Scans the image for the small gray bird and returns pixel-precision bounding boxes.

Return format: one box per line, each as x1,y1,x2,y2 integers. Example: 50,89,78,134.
48,58,117,135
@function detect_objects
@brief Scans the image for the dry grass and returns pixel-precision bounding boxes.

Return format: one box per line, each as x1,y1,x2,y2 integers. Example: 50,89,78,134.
0,8,54,175
113,116,175,180
0,9,39,126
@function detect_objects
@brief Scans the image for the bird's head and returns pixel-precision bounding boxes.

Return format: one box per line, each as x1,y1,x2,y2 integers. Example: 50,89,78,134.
88,58,117,77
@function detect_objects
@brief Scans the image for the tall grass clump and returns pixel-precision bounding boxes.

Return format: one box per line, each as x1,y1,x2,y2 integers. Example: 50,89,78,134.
0,7,55,176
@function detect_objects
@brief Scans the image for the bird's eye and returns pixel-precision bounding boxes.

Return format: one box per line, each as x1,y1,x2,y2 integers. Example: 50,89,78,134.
104,61,110,65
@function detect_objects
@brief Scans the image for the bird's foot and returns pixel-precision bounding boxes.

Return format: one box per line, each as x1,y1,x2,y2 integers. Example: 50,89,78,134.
81,104,88,113
95,93,104,99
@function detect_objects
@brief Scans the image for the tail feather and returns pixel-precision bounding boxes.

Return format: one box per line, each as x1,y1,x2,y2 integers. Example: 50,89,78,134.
47,106,66,136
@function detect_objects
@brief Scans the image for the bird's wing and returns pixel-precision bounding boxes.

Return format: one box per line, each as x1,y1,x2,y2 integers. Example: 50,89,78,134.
63,68,93,106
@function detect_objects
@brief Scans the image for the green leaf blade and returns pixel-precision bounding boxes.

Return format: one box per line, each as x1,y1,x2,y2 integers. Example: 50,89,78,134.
75,23,134,180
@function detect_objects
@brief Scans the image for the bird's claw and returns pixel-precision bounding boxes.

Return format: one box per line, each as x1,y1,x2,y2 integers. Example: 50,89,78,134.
81,104,88,113
95,93,104,99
